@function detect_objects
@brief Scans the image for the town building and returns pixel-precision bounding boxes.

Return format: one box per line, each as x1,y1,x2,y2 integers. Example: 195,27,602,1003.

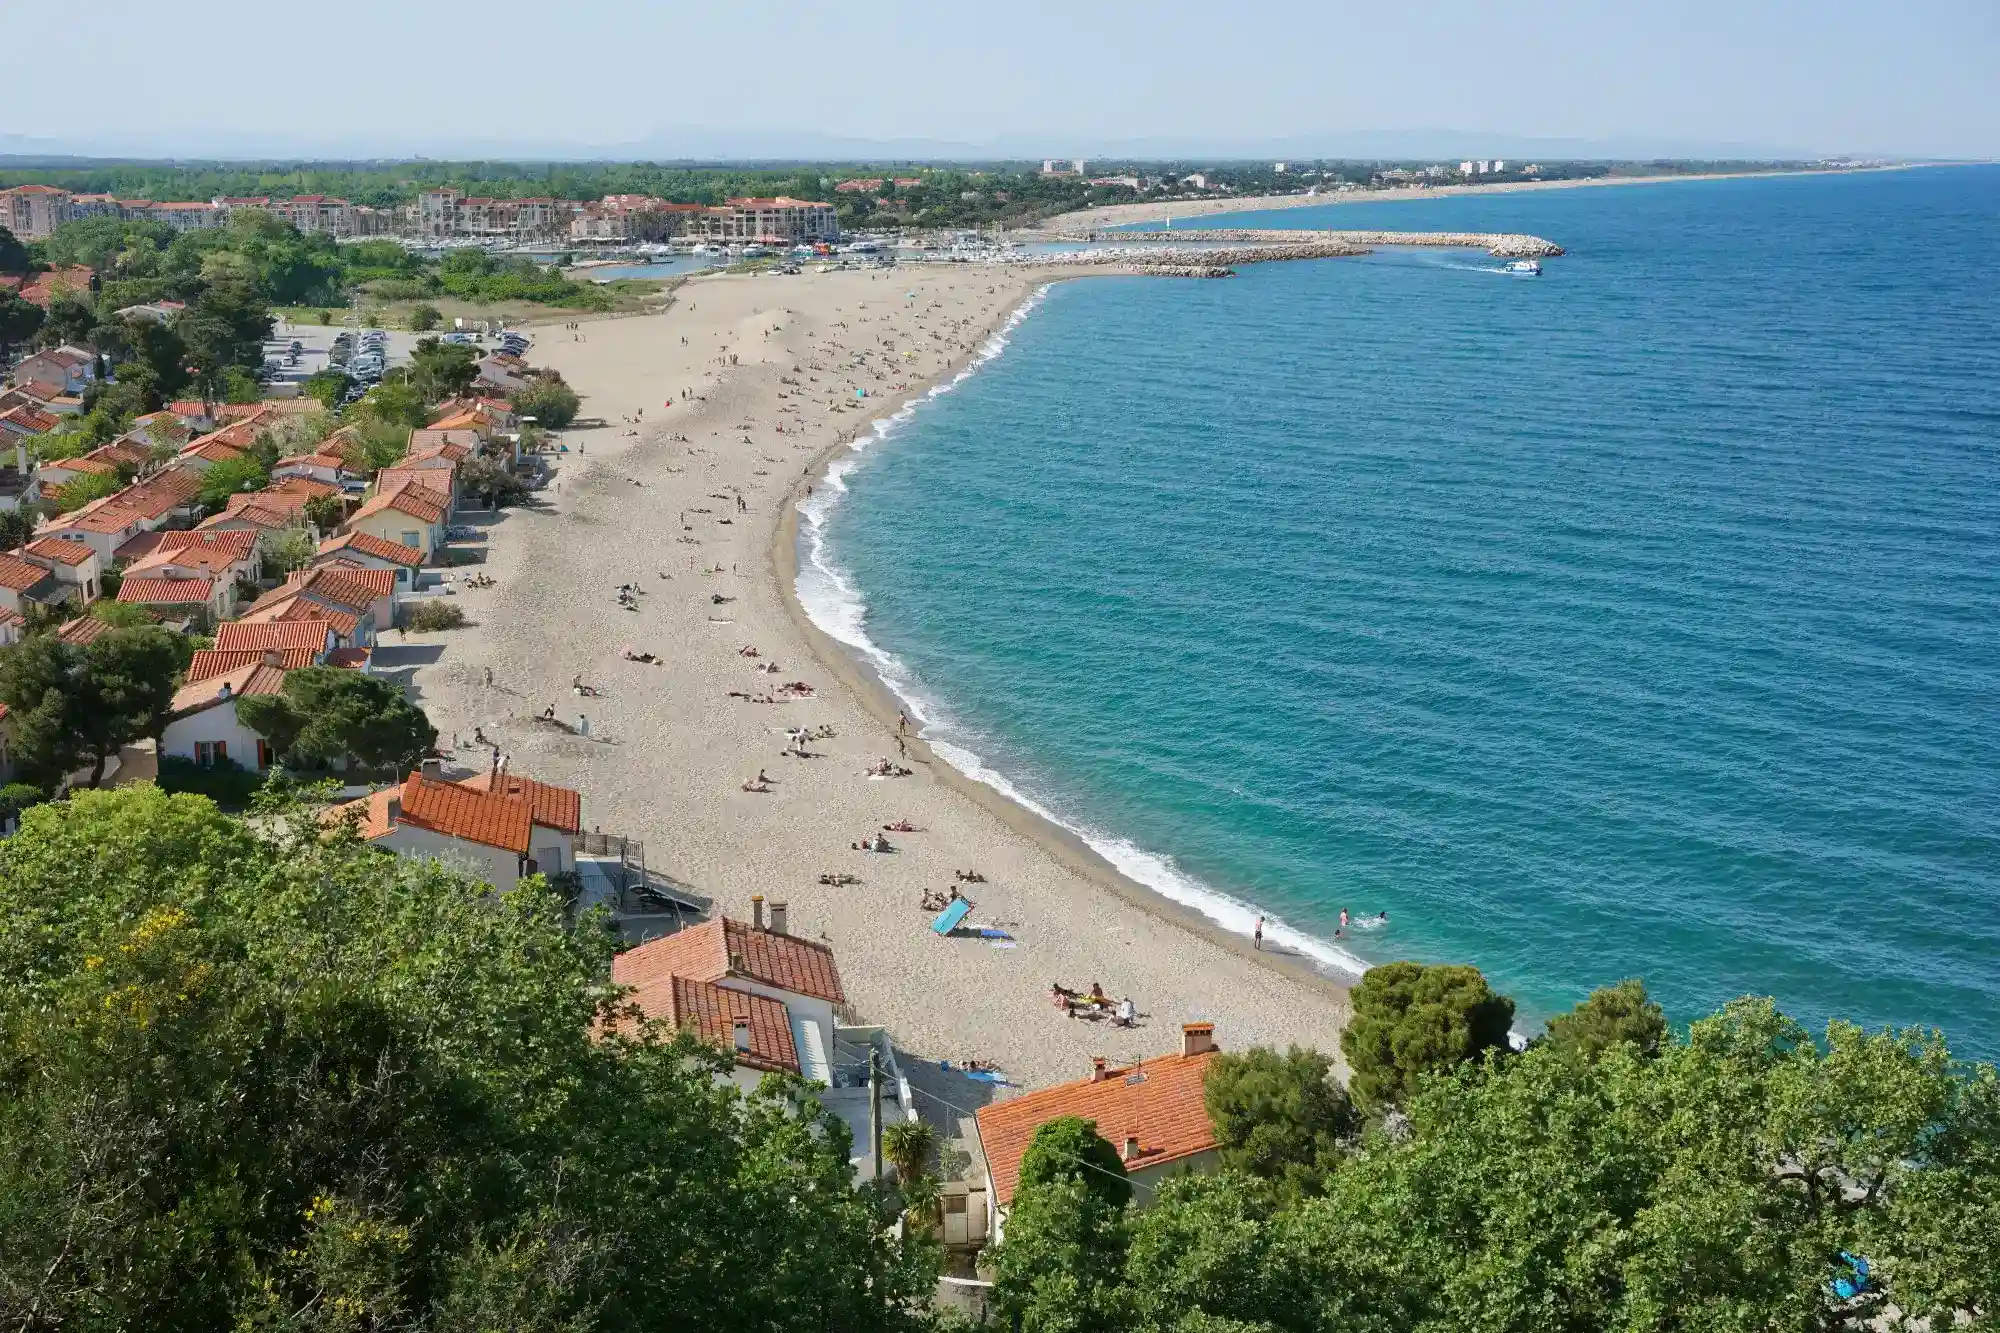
329,762,582,890
974,1023,1225,1241
416,190,572,242
161,654,297,770
0,185,71,240
679,197,839,243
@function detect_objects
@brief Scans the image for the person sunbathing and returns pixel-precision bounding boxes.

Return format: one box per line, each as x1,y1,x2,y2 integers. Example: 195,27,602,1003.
884,820,918,833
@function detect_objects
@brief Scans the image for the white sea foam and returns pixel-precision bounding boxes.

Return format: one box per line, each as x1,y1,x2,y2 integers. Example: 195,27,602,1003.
793,284,1371,983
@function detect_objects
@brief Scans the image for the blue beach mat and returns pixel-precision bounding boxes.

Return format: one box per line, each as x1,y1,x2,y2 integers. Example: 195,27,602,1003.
930,898,973,934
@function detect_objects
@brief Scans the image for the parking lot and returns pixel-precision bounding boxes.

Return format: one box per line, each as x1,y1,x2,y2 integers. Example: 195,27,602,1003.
260,320,531,404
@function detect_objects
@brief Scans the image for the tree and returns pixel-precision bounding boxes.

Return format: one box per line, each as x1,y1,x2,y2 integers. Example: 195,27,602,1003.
407,302,442,331
195,452,270,512
71,626,186,785
1018,1115,1132,1211
303,367,352,409
1543,977,1668,1061
220,365,262,403
0,786,940,1331
458,454,530,508
883,1119,940,1234
235,666,437,774
118,316,192,408
511,373,581,428
177,277,271,402
994,1175,1130,1333
0,626,183,790
1202,1046,1354,1195
0,223,29,275
406,336,479,403
52,470,123,514
1340,962,1515,1114
352,379,428,429
262,526,317,576
302,492,345,531
36,292,99,349
0,508,34,552
0,289,43,356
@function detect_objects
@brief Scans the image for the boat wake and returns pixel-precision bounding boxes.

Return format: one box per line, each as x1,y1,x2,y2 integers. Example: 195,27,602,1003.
794,285,1372,982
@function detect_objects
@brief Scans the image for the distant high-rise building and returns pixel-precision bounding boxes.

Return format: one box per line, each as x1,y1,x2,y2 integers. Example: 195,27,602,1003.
1475,160,1490,174
1459,161,1475,175
1492,159,1507,173
1274,161,1289,173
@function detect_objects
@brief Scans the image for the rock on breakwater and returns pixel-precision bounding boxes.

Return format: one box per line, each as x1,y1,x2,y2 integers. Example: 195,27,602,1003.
1063,228,1566,258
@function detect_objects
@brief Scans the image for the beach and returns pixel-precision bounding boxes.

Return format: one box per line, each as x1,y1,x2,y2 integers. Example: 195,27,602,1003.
405,264,1352,1096
1035,165,1905,231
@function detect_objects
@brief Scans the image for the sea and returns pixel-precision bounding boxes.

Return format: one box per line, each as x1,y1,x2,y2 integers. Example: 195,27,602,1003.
796,166,2000,1055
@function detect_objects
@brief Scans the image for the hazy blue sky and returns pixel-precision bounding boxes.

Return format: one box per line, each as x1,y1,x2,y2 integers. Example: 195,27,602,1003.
10,0,1996,158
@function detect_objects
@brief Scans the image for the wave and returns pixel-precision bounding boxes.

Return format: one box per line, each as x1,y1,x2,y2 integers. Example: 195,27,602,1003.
793,284,1373,982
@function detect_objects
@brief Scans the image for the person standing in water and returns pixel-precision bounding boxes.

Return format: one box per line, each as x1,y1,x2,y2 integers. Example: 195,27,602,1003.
1253,916,1264,950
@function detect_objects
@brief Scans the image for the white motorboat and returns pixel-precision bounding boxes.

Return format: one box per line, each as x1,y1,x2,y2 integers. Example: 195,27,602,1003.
1504,259,1542,276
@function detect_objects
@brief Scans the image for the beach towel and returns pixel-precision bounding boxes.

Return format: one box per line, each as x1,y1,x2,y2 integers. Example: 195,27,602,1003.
964,1070,1011,1085
930,898,973,935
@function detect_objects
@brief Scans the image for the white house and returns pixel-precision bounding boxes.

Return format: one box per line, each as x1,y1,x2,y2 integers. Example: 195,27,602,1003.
11,346,96,396
161,657,289,771
328,764,582,891
21,536,104,604
314,531,424,592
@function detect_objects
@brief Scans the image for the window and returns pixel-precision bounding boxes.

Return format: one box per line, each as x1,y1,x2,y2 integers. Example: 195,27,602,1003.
401,531,421,548
256,739,272,769
193,740,228,768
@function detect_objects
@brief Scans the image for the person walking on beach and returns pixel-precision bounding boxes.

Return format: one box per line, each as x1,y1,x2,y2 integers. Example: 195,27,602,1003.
1253,916,1264,951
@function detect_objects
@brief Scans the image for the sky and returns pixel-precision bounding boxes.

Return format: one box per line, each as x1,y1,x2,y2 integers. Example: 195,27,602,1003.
7,0,1997,160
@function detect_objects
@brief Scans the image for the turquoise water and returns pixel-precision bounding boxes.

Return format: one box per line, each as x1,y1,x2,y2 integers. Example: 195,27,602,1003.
799,167,2000,1051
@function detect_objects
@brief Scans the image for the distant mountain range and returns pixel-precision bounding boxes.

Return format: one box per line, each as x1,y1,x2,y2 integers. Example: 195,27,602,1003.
0,127,1877,165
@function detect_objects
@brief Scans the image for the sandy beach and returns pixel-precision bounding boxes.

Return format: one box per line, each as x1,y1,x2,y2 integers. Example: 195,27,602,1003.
1035,165,1907,232
405,264,1352,1098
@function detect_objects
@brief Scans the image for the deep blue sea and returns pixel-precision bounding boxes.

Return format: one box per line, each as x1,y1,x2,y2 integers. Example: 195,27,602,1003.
798,167,2000,1054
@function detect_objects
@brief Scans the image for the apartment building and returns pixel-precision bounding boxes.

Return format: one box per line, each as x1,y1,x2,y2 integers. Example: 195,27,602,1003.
417,190,573,241
0,185,71,240
679,197,839,243
568,196,709,242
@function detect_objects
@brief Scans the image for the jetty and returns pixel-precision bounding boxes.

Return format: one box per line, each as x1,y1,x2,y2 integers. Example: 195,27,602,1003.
1059,228,1565,258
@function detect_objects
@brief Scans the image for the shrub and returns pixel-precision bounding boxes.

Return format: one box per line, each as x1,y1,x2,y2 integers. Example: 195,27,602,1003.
403,600,466,632
407,303,441,332
511,375,580,429
155,754,266,808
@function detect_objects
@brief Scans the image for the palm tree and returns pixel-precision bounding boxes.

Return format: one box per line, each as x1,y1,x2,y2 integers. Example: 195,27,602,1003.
882,1119,940,1235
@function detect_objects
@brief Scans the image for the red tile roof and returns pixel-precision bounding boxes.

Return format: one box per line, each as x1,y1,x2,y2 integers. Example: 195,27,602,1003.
396,773,533,854
215,620,336,653
318,530,423,567
181,439,248,466
239,596,359,637
0,405,60,434
125,529,257,577
117,575,214,606
288,564,394,601
57,616,116,644
460,770,582,833
169,661,288,715
22,536,93,567
0,554,49,593
353,484,446,526
612,918,845,1005
617,973,800,1073
975,1044,1222,1206
185,646,318,682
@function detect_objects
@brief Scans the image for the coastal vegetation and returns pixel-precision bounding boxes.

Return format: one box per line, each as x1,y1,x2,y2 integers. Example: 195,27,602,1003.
0,786,941,1330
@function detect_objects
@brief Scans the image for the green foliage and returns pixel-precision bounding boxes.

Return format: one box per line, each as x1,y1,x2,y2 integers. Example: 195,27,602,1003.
37,292,99,349
261,526,317,575
154,752,267,808
0,781,43,825
458,454,530,508
0,223,29,274
195,452,271,512
1202,1046,1353,1195
1543,977,1668,1062
0,785,940,1330
52,470,123,513
0,288,43,351
175,275,272,402
0,626,186,790
351,379,428,430
1122,1173,1302,1333
235,666,436,774
403,600,467,632
303,367,351,409
0,509,33,552
511,374,581,429
1018,1115,1132,1212
88,598,156,628
1340,961,1516,1113
993,1175,1130,1333
432,249,610,309
406,335,479,402
117,316,192,408
303,491,346,531
219,366,262,403
407,302,441,331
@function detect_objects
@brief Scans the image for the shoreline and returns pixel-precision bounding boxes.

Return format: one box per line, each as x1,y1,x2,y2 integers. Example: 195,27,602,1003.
770,275,1364,1003
1034,163,1922,231
411,262,1356,1094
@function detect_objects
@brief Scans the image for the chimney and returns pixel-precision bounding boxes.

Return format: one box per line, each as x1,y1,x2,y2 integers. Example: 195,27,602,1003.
733,1017,751,1052
769,901,788,936
751,895,765,930
1182,1022,1217,1058
419,757,442,781
262,648,282,668
217,682,233,700
1090,1056,1108,1083
1123,1136,1141,1163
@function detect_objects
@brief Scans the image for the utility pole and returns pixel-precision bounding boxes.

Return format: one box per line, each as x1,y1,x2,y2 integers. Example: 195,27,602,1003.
868,1048,884,1182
